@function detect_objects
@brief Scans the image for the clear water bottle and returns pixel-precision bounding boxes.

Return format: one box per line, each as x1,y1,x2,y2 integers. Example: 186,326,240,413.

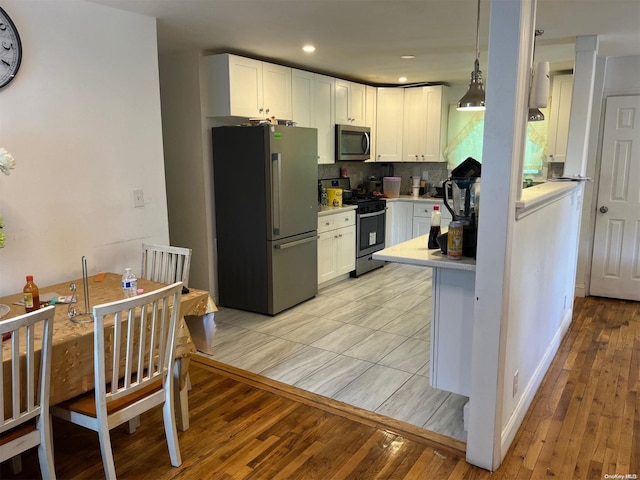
122,268,137,298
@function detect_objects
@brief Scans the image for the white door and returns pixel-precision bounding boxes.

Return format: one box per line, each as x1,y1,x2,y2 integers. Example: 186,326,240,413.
590,95,640,301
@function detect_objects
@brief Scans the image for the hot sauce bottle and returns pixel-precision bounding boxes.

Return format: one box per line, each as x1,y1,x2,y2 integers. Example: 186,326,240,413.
23,275,40,313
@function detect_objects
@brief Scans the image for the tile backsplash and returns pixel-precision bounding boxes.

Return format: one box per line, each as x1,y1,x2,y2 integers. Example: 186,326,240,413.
318,161,449,195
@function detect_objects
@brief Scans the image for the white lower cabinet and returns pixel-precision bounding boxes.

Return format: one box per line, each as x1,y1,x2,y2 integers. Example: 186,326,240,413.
318,210,356,285
388,201,413,246
387,199,452,246
412,202,452,239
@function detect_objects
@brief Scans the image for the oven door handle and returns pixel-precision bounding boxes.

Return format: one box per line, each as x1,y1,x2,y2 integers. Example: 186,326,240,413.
359,210,385,219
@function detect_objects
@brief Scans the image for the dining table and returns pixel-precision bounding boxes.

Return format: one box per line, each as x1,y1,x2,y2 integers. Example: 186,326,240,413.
0,272,217,431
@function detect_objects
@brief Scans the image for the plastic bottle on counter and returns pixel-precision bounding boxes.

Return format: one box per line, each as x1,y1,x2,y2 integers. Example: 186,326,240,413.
427,205,442,249
23,275,40,313
121,268,138,298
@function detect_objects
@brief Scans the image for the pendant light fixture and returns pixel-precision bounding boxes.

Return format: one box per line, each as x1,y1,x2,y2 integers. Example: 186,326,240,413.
457,0,486,111
528,30,549,122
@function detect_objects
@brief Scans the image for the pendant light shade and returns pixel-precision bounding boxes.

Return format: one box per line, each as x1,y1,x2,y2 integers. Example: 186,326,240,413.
457,0,486,111
528,31,548,122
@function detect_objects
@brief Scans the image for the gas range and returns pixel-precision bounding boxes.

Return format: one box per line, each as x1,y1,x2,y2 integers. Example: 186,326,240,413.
342,195,386,214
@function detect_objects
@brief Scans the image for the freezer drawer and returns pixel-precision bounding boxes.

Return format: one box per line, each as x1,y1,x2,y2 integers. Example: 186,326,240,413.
269,232,318,315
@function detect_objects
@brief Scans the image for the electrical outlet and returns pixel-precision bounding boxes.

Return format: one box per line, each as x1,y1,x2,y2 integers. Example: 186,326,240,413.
133,189,145,208
513,370,519,397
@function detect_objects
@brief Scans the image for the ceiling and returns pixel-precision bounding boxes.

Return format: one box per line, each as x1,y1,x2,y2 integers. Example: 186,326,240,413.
90,0,640,86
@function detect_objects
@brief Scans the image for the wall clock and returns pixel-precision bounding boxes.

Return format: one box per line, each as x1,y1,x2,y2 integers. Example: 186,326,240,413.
0,7,22,89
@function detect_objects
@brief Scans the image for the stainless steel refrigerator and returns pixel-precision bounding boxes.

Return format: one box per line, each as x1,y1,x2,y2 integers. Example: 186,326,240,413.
212,125,318,315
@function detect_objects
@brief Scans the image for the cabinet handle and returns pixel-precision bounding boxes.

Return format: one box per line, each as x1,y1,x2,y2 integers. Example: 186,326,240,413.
421,155,425,160
259,108,264,113
415,155,418,160
325,222,331,226
266,108,270,114
338,234,342,237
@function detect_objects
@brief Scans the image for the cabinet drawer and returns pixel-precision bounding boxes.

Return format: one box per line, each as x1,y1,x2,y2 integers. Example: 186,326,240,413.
413,202,442,217
318,210,355,234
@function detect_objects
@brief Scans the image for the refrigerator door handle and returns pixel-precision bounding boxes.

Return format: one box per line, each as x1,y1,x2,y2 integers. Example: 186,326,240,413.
271,152,282,235
274,235,319,249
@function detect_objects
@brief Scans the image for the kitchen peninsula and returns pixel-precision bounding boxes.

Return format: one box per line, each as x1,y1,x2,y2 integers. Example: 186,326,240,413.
373,235,475,397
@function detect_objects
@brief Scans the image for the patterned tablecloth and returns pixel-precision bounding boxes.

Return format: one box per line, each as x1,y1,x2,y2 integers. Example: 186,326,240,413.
0,273,216,405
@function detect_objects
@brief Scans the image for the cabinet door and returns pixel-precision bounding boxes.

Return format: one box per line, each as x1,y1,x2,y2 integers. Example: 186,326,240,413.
366,85,377,162
292,69,314,127
375,88,404,162
315,74,335,164
389,201,413,246
403,87,428,161
423,86,445,161
385,203,393,246
335,79,350,125
228,55,263,118
547,74,573,163
336,225,356,275
413,216,430,238
349,82,367,126
262,62,292,120
318,230,337,284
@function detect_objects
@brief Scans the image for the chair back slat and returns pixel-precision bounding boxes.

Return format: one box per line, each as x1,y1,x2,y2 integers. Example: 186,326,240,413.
141,244,192,288
92,283,182,405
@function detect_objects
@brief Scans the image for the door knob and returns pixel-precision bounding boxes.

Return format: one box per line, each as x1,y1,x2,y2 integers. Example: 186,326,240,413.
599,205,608,213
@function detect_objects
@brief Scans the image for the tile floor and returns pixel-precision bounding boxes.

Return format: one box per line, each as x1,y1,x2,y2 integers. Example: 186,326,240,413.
198,262,468,442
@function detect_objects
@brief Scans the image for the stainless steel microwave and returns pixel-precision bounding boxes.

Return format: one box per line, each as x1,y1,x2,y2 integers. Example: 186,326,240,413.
335,124,371,161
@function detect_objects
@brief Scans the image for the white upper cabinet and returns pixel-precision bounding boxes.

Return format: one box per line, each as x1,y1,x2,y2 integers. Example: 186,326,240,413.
291,70,335,164
375,87,405,162
204,54,292,120
291,69,315,127
547,74,573,163
365,85,377,162
375,85,449,162
314,74,336,164
402,85,449,162
335,79,366,126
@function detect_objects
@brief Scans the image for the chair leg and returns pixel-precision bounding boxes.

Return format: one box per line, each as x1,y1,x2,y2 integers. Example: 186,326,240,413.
162,394,182,467
97,425,117,480
126,416,141,434
174,359,189,431
9,455,22,474
37,413,57,480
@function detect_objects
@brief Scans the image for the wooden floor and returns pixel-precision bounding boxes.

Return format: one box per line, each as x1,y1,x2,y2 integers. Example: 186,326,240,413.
4,296,638,479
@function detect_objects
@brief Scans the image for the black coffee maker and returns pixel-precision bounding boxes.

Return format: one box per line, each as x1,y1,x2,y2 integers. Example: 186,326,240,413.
440,157,481,258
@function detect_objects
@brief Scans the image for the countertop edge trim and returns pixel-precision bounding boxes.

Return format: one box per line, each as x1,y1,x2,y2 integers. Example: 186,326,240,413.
515,182,581,220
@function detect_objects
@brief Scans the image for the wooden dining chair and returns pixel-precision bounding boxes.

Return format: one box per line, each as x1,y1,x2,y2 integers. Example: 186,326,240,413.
51,283,183,479
0,306,56,480
141,243,192,288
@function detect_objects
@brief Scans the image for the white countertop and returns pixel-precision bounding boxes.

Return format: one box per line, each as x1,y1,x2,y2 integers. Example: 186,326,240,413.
317,204,357,217
385,195,445,203
373,235,477,272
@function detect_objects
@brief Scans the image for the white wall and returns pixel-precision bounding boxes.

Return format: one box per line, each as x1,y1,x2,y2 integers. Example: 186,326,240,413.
0,1,169,295
500,188,581,444
158,51,215,292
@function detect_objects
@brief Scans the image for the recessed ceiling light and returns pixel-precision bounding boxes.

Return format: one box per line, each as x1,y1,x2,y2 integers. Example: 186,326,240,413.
401,55,415,60
399,77,408,82
302,45,316,53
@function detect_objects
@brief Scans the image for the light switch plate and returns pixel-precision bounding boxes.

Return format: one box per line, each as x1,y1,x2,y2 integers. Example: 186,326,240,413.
133,189,145,208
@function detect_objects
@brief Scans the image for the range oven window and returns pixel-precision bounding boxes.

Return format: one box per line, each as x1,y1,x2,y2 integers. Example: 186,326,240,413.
357,209,385,255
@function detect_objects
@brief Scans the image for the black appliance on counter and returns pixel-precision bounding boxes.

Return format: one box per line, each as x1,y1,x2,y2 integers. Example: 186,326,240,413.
319,177,386,277
439,157,481,258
